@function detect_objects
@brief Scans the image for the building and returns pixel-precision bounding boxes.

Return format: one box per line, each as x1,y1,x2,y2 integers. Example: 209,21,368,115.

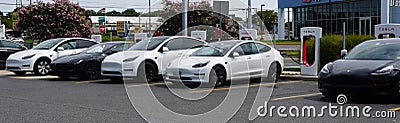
277,0,400,40
89,16,162,34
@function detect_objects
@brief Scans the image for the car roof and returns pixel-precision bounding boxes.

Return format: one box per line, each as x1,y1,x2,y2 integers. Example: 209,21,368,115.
365,38,400,43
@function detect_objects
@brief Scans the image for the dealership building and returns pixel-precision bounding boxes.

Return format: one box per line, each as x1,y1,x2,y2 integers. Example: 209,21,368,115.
277,0,400,40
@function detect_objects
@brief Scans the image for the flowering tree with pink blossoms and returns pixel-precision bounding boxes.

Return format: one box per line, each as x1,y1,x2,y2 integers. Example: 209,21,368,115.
17,0,92,41
157,0,239,39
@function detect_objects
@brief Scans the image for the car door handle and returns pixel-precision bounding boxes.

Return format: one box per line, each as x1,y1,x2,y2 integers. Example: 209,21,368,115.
178,53,183,55
247,57,252,60
266,55,270,58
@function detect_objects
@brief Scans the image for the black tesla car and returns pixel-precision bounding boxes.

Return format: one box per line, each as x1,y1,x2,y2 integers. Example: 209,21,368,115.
319,39,400,98
50,42,135,80
0,40,27,69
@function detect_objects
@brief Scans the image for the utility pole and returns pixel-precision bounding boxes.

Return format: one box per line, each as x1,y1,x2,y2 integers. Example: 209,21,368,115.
260,4,265,40
182,0,188,36
149,0,151,36
247,0,252,29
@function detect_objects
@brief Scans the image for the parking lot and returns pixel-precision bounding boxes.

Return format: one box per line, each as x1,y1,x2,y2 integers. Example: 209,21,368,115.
0,70,398,122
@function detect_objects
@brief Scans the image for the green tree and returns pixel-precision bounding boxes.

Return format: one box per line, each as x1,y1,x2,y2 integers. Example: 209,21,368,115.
122,8,139,16
17,0,92,41
106,10,121,16
253,10,277,32
84,9,97,16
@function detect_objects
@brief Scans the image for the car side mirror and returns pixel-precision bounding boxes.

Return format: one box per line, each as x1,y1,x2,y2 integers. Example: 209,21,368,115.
341,49,348,58
162,47,169,52
57,47,64,51
232,52,240,57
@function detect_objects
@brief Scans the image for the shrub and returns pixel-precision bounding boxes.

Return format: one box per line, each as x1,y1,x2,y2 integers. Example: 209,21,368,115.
306,34,374,69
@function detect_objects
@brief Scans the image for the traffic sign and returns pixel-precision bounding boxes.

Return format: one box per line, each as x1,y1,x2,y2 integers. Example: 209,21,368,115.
133,27,141,33
99,25,105,33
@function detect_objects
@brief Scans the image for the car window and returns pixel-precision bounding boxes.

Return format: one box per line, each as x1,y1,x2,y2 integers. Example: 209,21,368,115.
255,43,271,53
165,38,205,51
0,40,22,49
240,43,258,55
59,41,76,50
77,40,97,49
231,46,245,56
110,44,125,53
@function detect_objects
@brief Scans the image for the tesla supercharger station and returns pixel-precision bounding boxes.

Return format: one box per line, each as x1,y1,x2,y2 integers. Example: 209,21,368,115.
374,24,400,39
300,27,322,76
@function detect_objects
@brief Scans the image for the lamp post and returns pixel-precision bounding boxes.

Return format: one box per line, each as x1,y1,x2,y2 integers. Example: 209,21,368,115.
260,4,265,40
149,0,151,36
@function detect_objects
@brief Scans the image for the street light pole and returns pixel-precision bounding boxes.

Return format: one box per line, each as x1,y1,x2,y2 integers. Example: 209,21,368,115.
149,0,151,36
260,4,265,40
182,0,188,36
247,0,252,29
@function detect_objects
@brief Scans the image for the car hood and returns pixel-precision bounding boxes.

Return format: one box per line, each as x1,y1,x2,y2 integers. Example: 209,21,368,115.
53,53,103,64
170,56,223,68
330,59,395,75
8,50,52,59
103,50,147,63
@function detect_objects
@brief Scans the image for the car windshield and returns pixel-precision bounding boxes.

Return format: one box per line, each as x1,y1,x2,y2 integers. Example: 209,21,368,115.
129,37,167,51
191,42,237,57
83,44,114,54
32,38,64,50
345,41,400,60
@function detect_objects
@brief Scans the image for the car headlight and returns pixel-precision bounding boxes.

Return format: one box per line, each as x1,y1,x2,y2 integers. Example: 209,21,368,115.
123,56,139,62
75,60,84,65
22,54,35,59
371,65,395,76
192,61,210,68
320,62,333,74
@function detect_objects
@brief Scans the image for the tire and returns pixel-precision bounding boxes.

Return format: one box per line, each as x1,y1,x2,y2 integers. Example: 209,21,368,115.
13,71,26,76
34,59,51,75
83,62,101,80
267,62,281,82
137,62,158,83
209,66,226,87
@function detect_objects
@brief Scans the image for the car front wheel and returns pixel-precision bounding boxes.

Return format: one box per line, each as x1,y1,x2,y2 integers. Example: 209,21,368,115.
34,59,51,75
209,66,226,87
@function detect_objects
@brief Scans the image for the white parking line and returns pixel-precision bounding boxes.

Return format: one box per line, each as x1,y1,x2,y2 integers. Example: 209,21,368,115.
190,81,303,93
271,93,322,101
10,76,59,80
75,79,111,84
126,82,173,88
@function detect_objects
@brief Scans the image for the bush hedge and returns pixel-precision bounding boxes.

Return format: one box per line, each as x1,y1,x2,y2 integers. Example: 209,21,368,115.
306,34,374,69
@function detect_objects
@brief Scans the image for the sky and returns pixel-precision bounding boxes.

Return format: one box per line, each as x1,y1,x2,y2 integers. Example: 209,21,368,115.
0,0,278,18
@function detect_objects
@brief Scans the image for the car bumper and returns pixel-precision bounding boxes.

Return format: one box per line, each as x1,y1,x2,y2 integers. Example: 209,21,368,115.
318,75,399,95
102,61,139,77
50,63,83,77
165,67,211,83
5,59,34,72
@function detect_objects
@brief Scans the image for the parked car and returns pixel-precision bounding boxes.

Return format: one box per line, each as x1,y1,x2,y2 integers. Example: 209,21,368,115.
6,38,99,75
0,40,27,70
165,40,284,87
319,38,400,98
50,42,135,80
101,36,207,82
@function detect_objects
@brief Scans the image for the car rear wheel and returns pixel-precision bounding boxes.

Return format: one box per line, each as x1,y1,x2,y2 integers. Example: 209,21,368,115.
13,71,26,76
267,62,281,82
84,62,101,80
34,59,51,75
209,66,226,87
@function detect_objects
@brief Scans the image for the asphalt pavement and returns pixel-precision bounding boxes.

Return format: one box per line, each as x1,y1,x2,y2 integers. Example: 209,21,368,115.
0,70,398,122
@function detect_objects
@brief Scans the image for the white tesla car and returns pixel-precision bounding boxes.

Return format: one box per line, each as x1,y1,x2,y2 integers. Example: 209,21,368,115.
6,38,98,75
165,40,284,87
101,36,207,82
